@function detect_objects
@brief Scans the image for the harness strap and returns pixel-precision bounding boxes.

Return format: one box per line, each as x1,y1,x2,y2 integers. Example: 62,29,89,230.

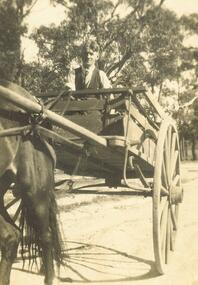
36,134,56,168
29,97,47,125
0,109,28,122
0,125,32,138
0,124,56,168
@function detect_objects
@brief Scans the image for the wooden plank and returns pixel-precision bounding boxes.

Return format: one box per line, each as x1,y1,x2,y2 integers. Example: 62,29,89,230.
123,115,156,164
68,188,153,196
37,87,146,98
106,95,160,131
0,85,107,147
107,96,125,109
55,145,115,177
53,110,104,140
125,101,159,135
128,94,160,129
51,98,105,113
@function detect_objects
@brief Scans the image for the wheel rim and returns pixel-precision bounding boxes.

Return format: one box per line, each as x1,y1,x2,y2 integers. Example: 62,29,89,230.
153,120,182,274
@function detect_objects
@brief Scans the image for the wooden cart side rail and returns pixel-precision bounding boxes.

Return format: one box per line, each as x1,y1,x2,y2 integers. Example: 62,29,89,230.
37,126,123,172
36,87,146,98
126,101,159,135
37,86,166,120
143,91,167,119
106,96,159,137
36,126,117,175
0,85,154,173
51,98,106,113
0,85,107,147
109,97,159,134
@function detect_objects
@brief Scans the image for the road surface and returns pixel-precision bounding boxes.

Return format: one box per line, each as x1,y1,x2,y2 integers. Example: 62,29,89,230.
10,162,198,285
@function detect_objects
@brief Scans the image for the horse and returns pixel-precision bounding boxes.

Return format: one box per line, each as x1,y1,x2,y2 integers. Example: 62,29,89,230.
0,80,63,285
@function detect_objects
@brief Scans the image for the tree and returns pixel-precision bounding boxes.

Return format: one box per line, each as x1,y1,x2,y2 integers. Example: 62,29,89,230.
172,13,198,160
28,0,183,94
142,7,183,95
0,0,38,82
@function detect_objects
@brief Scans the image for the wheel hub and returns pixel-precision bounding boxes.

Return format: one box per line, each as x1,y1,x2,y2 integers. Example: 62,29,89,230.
170,186,183,204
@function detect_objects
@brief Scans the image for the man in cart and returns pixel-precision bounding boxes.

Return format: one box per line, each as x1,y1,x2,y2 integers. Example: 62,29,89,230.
66,41,112,91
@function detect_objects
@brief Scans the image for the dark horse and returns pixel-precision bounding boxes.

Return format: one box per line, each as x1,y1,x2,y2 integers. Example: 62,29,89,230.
0,80,62,285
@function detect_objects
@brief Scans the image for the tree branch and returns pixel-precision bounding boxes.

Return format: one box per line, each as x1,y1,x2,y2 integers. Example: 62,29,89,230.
107,49,132,77
22,0,39,19
101,1,120,27
158,0,166,7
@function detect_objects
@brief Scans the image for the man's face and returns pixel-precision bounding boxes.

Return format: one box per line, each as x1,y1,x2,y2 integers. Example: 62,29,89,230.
86,49,98,67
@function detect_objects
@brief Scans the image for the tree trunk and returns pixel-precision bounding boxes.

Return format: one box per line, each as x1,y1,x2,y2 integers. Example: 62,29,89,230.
191,135,197,160
179,136,184,161
184,139,188,160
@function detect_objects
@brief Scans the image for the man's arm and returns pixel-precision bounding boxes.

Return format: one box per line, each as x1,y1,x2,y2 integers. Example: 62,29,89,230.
99,70,112,88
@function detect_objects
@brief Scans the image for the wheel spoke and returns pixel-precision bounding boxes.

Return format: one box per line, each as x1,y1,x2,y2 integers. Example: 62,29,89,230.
162,161,169,188
170,133,177,175
172,174,180,187
170,204,177,231
161,185,169,196
160,201,168,260
175,205,179,222
164,136,171,185
170,133,176,160
163,152,170,186
160,196,168,216
165,207,171,264
171,150,179,180
168,126,172,154
170,204,178,251
170,219,175,251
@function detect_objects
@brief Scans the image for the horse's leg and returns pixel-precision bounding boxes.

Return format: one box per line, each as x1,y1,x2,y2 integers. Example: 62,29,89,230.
0,215,20,285
20,186,56,285
16,141,57,285
0,171,20,285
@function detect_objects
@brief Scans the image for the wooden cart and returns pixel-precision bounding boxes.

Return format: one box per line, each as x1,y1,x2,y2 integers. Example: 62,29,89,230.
0,84,183,274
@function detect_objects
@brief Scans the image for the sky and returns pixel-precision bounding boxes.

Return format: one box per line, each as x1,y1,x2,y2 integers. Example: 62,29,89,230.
164,0,198,16
23,0,198,62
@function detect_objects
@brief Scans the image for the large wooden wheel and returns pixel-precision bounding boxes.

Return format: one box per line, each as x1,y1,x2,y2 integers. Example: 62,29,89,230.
153,119,183,274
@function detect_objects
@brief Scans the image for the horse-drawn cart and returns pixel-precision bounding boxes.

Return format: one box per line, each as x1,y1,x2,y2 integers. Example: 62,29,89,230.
0,82,183,275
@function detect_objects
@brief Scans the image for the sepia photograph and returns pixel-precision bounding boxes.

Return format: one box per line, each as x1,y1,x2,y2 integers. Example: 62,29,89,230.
0,0,198,284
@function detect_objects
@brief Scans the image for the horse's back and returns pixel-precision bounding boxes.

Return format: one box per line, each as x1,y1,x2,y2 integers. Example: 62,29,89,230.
0,81,32,177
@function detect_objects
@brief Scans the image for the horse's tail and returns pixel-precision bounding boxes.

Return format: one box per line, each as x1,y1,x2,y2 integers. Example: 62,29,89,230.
19,188,64,269
48,188,64,266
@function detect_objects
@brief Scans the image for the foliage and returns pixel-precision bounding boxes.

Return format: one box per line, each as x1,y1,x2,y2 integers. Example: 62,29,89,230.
1,0,198,159
0,0,23,81
0,0,39,82
28,0,183,93
174,13,198,152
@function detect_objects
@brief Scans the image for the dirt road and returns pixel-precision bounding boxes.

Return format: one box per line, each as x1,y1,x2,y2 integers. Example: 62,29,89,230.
11,162,198,285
